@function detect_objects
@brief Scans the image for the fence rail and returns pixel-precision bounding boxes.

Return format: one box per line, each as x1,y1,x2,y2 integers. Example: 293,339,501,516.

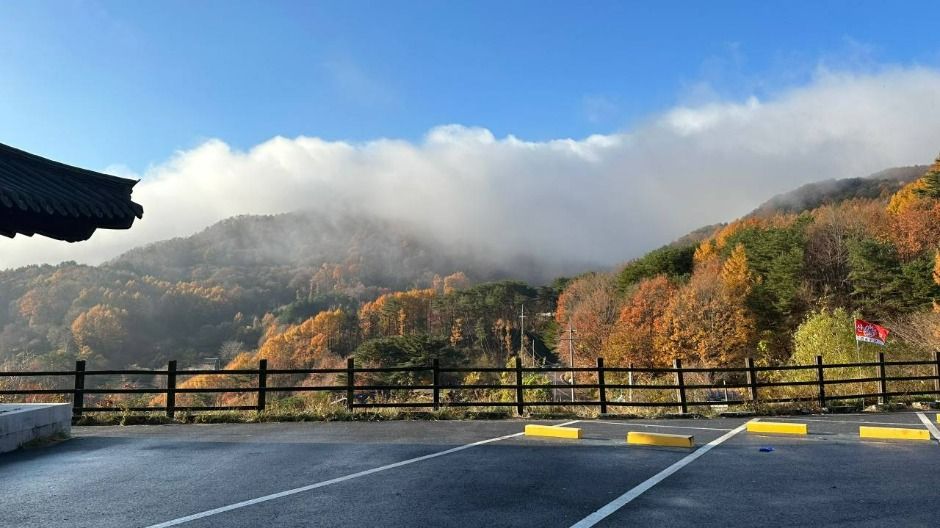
2,352,939,418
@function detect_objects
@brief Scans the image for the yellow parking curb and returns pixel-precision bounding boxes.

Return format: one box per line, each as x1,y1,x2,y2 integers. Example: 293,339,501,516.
627,431,694,448
859,426,930,441
524,424,582,439
746,422,807,435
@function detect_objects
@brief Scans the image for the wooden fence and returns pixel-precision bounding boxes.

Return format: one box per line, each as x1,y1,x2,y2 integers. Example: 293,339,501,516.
1,352,939,418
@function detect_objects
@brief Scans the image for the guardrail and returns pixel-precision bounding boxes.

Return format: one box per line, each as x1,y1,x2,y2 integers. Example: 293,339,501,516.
2,352,939,418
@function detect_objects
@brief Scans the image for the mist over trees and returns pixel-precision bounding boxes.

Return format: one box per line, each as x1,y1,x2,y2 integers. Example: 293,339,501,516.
1,157,939,394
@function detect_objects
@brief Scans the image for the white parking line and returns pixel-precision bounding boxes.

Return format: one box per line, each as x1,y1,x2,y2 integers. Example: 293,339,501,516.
915,412,940,444
144,420,579,528
592,420,733,432
569,420,752,528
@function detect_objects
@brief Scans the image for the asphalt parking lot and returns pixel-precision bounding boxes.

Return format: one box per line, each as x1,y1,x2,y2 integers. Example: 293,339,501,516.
1,412,938,527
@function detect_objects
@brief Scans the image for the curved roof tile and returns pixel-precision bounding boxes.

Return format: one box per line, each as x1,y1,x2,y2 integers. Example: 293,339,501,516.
0,142,143,242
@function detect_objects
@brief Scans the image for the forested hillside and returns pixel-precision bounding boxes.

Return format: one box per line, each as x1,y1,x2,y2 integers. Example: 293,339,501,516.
111,212,570,290
557,157,940,372
0,211,569,371
746,165,926,217
1,159,938,385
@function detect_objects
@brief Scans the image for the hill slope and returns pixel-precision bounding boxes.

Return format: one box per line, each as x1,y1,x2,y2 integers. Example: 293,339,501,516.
1,162,936,373
110,211,585,290
747,165,926,217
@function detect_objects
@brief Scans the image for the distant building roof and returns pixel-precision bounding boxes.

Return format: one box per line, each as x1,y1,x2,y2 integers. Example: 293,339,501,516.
0,142,143,242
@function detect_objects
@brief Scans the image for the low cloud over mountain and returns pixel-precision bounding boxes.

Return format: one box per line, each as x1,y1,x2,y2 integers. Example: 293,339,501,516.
5,66,940,270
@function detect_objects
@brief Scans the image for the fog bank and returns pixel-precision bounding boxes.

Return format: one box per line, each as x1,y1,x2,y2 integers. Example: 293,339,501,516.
4,67,940,270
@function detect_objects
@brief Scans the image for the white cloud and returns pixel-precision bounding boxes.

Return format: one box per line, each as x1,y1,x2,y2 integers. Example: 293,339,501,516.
3,67,940,272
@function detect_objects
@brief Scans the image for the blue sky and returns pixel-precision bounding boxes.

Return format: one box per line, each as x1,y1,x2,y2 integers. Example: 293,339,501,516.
2,1,939,173
5,1,940,269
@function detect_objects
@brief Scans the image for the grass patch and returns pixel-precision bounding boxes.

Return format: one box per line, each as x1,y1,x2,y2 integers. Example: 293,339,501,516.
73,412,173,426
65,397,915,426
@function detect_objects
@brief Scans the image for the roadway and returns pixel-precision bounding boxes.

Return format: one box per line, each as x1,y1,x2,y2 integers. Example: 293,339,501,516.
1,413,938,527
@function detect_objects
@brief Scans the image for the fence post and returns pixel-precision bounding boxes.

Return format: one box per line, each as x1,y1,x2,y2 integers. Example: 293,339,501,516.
72,360,86,419
878,352,888,405
933,351,940,400
815,355,826,410
597,357,607,415
346,357,355,412
628,362,634,403
432,358,440,411
746,357,758,404
514,356,524,416
257,359,267,412
166,360,177,419
674,358,687,414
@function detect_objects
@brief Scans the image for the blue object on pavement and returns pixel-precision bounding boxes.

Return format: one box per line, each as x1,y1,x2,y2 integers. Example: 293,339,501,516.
759,447,774,452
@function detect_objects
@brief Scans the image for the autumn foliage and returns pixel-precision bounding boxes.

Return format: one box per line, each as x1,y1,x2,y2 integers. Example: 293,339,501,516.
656,252,755,367
606,275,676,367
555,273,619,369
5,153,940,415
554,156,940,370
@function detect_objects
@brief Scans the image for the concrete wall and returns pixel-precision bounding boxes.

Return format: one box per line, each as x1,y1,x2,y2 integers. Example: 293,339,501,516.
0,404,71,454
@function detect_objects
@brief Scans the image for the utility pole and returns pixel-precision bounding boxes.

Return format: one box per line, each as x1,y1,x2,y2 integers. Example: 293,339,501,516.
519,304,526,359
565,319,576,402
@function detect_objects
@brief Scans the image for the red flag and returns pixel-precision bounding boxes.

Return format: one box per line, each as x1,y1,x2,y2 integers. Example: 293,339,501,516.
855,319,890,346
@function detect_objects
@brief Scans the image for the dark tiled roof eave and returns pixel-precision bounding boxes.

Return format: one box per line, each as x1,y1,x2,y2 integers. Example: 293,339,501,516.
0,142,143,242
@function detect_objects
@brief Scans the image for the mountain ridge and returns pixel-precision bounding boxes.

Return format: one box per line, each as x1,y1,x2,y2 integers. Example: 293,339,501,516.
746,165,927,218
1,162,934,370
